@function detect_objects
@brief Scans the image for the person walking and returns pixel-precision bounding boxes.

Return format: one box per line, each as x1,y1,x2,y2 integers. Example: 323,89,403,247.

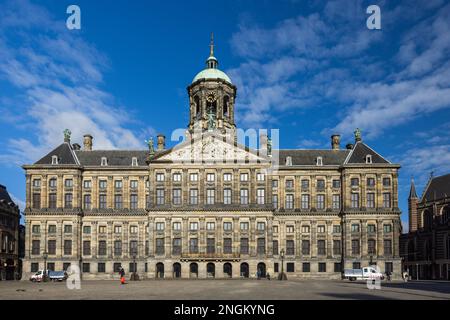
119,267,126,285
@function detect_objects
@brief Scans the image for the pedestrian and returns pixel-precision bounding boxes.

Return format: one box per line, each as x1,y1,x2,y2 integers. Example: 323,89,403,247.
257,270,260,280
119,267,125,285
266,272,271,280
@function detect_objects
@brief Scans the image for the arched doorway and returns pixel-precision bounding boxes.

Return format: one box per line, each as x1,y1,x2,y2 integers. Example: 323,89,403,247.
156,263,164,279
207,263,215,278
190,263,198,278
173,263,181,278
223,263,232,278
240,263,249,278
257,263,266,278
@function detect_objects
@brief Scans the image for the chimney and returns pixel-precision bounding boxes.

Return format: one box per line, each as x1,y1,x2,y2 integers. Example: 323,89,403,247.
331,134,341,150
157,134,166,151
346,143,354,150
259,131,268,155
72,143,81,151
83,134,93,151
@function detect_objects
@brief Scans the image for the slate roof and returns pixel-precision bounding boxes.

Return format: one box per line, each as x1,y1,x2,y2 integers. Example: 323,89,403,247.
35,143,78,165
0,185,13,204
75,150,149,167
409,180,418,199
279,150,350,166
346,142,390,164
422,174,450,202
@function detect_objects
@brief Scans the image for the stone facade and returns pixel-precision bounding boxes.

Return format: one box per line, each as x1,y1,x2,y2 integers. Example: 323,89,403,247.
22,40,402,280
400,175,450,280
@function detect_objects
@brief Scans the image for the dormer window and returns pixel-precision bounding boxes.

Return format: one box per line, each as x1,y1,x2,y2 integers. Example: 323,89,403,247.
316,157,323,166
51,155,58,165
365,155,373,164
131,157,138,167
101,157,108,166
286,156,292,166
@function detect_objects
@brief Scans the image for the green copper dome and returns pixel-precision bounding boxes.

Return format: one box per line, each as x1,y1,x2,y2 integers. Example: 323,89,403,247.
192,67,232,84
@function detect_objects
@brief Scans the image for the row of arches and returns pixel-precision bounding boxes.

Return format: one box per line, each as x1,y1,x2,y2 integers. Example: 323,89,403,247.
155,262,266,279
192,95,231,119
421,206,450,230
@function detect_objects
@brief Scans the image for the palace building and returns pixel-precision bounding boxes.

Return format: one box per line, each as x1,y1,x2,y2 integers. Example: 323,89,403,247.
22,38,402,280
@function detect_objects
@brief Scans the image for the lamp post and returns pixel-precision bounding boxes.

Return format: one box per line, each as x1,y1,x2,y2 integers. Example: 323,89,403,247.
43,252,48,282
278,249,287,280
131,253,139,281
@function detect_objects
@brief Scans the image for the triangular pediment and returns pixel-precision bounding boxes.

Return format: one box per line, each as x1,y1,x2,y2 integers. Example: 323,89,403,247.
153,133,269,164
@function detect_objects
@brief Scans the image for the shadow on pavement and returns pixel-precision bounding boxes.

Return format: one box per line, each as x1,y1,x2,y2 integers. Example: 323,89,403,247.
380,281,450,295
320,292,397,300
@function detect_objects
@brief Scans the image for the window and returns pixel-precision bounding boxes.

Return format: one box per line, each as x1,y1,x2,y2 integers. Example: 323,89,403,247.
317,179,325,190
206,222,215,231
318,263,327,272
173,222,181,231
257,238,265,254
302,225,310,233
287,263,295,272
301,194,309,210
114,240,122,256
146,195,151,209
285,194,294,209
383,178,391,187
351,224,360,233
114,225,122,234
32,240,40,255
367,224,376,233
257,173,265,181
365,155,373,164
223,189,232,205
316,157,323,166
98,226,106,234
286,179,294,189
367,178,375,187
32,225,41,234
240,222,249,231
131,157,138,166
156,173,165,182
114,180,123,189
99,180,107,189
286,240,295,255
383,193,391,208
130,180,138,189
82,263,90,273
145,179,150,188
286,225,294,233
333,240,341,255
317,225,326,233
83,226,91,234
101,157,107,166
64,179,73,188
130,240,138,256
51,155,58,165
98,263,106,273
385,262,393,274
302,240,310,255
32,193,41,209
332,180,341,188
334,263,342,273
223,173,232,182
49,178,57,188
384,224,392,233
64,193,73,209
351,178,359,187
367,193,375,208
384,240,392,255
272,195,278,209
172,238,181,255
286,156,292,166
351,193,359,208
156,222,165,231
189,238,198,253
156,189,165,205
114,195,123,209
273,240,279,255
257,222,265,231
190,189,198,205
318,240,326,255
240,238,249,254
48,240,56,255
317,194,325,210
33,179,41,187
31,263,39,273
302,263,310,272
130,225,138,234
274,263,279,273
130,194,138,209
84,194,91,210
272,180,279,188
368,239,376,255
172,189,182,205
332,195,340,210
189,222,198,231
240,173,249,182
113,263,122,273
83,241,91,256
173,173,182,182
206,173,215,182
223,222,232,232
333,225,341,234
301,179,309,189
206,189,215,205
206,238,215,254
190,173,198,182
99,194,107,209
352,240,360,255
155,238,165,255
64,225,72,234
48,225,56,234
240,189,249,205
257,189,265,204
223,238,232,254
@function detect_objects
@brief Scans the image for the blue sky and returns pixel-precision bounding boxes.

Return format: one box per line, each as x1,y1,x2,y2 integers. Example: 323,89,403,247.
1,0,450,230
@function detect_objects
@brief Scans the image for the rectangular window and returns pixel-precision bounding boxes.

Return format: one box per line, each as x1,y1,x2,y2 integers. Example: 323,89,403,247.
32,240,40,255
368,239,376,255
351,178,359,187
257,188,265,205
272,180,279,188
383,193,391,208
353,262,361,270
286,179,294,189
317,225,325,233
32,225,41,234
156,173,165,182
173,222,181,231
385,262,393,274
99,194,107,209
189,222,198,231
286,240,295,255
334,263,342,273
302,240,310,255
156,222,165,231
48,225,56,233
223,173,232,182
48,240,56,255
98,263,106,273
206,222,215,231
367,224,376,233
114,225,122,234
156,189,165,205
49,178,57,188
302,225,310,233
190,173,198,182
240,173,249,182
240,222,249,231
317,240,326,255
352,240,360,255
206,238,215,254
223,238,232,254
333,225,341,234
333,240,341,255
130,225,138,234
172,173,182,182
114,240,122,256
32,193,41,209
286,225,294,233
257,238,265,254
189,238,198,253
99,180,107,189
82,263,90,273
31,263,39,273
114,195,123,209
240,238,249,254
64,193,73,209
286,263,295,273
351,224,360,233
172,238,182,255
130,240,138,256
318,263,327,273
272,195,278,209
190,189,198,205
274,263,279,273
84,194,91,210
332,195,340,210
99,226,106,234
130,180,138,189
49,193,57,209
172,189,182,205
384,224,392,233
317,194,325,210
273,240,279,255
285,194,294,209
223,222,232,231
223,189,232,205
240,189,249,205
351,193,359,208
114,180,123,189
367,193,375,208
383,178,391,187
384,240,392,255
316,179,325,190
332,180,341,188
33,179,41,187
257,222,265,231
83,241,91,256
64,225,72,234
64,179,73,188
257,173,265,181
367,178,376,187
206,173,215,182
302,263,310,272
98,241,107,256
156,238,165,255
206,189,215,205
301,179,309,189
301,194,309,210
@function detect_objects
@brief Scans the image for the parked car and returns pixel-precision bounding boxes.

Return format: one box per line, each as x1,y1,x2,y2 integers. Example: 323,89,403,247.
343,266,384,281
30,270,68,282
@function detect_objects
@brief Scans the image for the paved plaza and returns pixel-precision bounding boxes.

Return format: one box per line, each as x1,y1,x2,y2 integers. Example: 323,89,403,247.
0,279,449,300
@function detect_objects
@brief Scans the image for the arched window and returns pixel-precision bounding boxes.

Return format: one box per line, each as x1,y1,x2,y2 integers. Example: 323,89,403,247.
423,210,433,230
223,96,230,118
194,96,201,119
156,263,164,279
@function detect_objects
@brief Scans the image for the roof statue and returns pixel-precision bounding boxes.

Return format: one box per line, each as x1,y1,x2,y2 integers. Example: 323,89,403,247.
354,128,362,142
64,129,72,143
